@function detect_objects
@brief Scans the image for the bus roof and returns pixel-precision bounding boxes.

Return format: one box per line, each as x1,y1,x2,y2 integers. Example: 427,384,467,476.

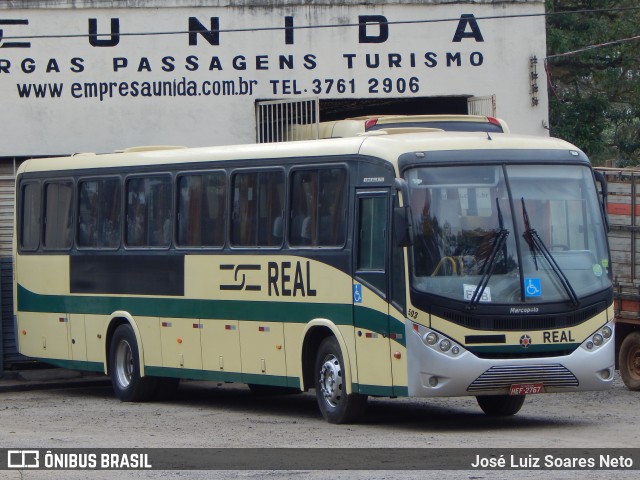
18,132,585,175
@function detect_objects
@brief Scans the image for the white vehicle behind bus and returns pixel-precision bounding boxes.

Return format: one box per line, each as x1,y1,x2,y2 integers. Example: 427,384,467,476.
288,114,510,141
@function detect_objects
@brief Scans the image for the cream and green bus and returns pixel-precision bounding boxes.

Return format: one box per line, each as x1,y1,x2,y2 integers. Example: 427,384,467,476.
14,131,615,423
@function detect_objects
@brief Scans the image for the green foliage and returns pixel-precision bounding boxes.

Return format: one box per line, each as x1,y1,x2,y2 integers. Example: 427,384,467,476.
546,0,640,165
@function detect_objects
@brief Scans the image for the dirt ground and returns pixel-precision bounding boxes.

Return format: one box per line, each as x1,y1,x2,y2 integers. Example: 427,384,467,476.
1,375,638,479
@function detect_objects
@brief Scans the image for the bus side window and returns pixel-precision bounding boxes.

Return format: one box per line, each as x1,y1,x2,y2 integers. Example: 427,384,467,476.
318,168,347,246
231,170,284,247
125,176,171,248
43,180,74,250
177,172,226,248
259,172,285,247
78,178,121,249
290,167,347,247
290,171,312,246
20,182,41,251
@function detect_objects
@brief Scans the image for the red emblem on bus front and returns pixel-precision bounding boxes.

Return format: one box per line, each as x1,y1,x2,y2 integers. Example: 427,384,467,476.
520,335,532,348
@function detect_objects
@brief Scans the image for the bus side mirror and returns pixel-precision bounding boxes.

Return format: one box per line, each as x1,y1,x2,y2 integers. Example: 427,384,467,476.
594,170,609,231
393,206,414,247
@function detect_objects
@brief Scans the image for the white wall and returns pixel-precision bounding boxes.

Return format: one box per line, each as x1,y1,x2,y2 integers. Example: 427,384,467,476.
0,1,548,155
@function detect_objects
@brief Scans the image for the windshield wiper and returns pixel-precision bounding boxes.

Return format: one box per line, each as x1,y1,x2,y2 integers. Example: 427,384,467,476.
467,198,510,309
520,198,580,307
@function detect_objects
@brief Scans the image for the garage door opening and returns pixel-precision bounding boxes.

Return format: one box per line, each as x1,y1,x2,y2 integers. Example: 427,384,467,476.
319,95,496,120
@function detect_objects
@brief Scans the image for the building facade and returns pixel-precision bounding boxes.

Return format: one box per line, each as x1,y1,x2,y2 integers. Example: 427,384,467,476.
0,0,547,367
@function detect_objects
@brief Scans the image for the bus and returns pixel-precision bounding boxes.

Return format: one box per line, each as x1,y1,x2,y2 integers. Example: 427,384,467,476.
14,131,614,423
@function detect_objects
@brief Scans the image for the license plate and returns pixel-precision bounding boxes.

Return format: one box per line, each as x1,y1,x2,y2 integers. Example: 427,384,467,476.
509,383,544,395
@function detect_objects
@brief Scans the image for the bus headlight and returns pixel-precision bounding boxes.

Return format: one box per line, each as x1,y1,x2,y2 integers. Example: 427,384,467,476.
414,324,463,357
582,321,614,352
424,332,438,345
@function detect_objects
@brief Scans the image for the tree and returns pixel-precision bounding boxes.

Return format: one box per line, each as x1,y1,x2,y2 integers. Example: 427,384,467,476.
546,0,640,165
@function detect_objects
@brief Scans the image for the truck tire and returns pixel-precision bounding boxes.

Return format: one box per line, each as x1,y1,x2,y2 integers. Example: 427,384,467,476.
619,331,640,391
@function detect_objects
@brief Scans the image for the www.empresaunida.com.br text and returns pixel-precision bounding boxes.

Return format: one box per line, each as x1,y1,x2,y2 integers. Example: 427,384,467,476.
14,76,259,100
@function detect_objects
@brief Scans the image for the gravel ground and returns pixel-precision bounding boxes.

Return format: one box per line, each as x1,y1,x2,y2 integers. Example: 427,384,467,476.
0,375,637,479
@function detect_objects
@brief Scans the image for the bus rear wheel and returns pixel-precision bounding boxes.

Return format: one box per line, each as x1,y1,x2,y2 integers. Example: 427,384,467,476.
619,331,640,391
314,337,367,424
109,324,157,402
476,394,525,416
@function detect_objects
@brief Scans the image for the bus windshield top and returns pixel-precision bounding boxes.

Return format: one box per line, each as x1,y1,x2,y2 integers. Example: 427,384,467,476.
406,163,611,307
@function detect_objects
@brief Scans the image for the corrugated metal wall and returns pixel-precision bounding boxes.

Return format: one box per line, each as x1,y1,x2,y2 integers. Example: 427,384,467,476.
0,160,22,368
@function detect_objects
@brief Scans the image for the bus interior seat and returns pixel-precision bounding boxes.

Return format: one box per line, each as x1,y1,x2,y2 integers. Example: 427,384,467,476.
291,214,311,245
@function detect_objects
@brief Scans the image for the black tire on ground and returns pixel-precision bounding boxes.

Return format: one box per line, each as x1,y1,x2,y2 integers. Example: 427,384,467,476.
476,394,526,416
109,324,157,402
619,331,640,391
314,336,367,424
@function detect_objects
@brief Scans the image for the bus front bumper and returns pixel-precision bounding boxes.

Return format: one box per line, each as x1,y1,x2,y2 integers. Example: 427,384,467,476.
405,320,615,398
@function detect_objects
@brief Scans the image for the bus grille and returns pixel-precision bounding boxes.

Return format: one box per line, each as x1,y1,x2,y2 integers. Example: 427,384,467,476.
467,364,579,392
437,301,607,331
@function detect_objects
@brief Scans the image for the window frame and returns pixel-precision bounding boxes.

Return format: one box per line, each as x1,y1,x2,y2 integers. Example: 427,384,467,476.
175,169,227,250
123,173,174,250
18,180,42,253
229,167,286,250
42,178,75,252
76,175,123,251
288,164,349,250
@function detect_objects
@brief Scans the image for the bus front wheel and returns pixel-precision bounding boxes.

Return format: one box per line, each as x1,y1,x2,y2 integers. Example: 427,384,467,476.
109,324,157,402
619,331,640,391
476,394,525,416
314,337,367,424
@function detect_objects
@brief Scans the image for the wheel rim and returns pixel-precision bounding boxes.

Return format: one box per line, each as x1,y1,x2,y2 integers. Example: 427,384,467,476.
628,345,640,380
115,339,134,389
319,354,342,408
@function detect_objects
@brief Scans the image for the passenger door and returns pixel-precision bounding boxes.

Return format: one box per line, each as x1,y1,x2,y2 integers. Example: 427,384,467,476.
353,190,394,396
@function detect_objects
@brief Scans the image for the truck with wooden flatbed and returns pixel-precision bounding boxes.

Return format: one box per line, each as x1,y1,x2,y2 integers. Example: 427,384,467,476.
595,167,640,390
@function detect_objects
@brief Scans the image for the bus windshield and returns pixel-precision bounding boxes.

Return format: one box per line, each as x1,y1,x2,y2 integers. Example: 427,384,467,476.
406,164,611,306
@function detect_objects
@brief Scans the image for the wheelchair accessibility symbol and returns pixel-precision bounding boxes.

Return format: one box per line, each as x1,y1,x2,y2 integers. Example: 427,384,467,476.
353,284,362,303
525,278,542,297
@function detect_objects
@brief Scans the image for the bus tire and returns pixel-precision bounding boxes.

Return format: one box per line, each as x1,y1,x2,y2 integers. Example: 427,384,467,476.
619,331,640,391
314,336,367,424
109,324,157,402
476,394,525,416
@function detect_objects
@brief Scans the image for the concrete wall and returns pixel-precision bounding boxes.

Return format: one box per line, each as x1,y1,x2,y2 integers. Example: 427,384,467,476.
0,0,547,155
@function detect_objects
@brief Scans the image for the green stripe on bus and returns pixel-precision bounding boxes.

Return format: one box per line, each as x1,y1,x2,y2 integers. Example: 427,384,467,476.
354,307,407,347
354,306,388,333
18,284,352,324
17,284,407,346
354,383,408,397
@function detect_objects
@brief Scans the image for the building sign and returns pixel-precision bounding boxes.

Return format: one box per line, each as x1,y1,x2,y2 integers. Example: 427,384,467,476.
0,3,547,155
